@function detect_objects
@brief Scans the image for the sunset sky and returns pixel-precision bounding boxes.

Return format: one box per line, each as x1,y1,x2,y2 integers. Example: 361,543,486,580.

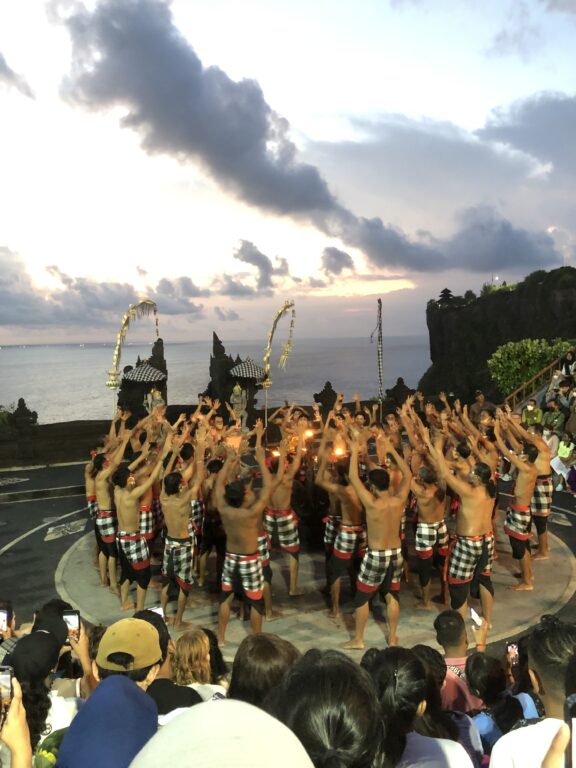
1,0,575,345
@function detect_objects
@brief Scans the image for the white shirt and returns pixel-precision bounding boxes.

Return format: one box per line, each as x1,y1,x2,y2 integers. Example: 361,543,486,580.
490,717,565,768
396,731,473,768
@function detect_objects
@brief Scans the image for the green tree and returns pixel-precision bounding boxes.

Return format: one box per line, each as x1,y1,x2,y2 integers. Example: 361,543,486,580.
487,338,574,395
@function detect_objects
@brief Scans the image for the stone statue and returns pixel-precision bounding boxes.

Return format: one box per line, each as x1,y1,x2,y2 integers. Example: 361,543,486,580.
144,386,165,414
231,383,248,432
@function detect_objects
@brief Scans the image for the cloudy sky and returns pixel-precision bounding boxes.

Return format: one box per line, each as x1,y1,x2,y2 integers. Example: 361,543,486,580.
1,0,575,345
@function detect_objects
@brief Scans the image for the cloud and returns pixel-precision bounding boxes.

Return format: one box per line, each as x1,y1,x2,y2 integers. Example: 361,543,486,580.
321,246,355,275
214,306,240,321
485,2,543,62
136,266,148,277
308,277,327,288
542,0,576,15
0,51,34,98
218,274,259,297
53,0,455,273
146,276,207,314
233,240,288,289
479,92,576,179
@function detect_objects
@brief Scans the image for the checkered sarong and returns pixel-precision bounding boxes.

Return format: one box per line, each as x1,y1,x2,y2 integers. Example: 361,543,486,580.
257,532,271,567
264,508,300,554
116,530,150,570
448,534,493,584
221,552,264,601
191,499,204,536
504,504,531,541
333,525,366,560
162,536,195,591
357,547,403,593
531,475,553,518
323,514,341,552
415,520,449,558
86,496,98,520
95,510,117,544
139,506,154,540
152,496,164,531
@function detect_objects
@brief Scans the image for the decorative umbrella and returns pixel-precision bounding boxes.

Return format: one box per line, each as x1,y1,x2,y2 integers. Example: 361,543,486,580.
122,363,166,383
229,358,266,380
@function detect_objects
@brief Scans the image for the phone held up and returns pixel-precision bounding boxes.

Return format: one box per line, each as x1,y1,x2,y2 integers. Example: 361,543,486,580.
0,665,13,721
62,609,81,642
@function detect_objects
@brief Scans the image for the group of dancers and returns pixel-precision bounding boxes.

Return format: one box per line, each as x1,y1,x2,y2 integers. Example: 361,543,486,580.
84,389,553,648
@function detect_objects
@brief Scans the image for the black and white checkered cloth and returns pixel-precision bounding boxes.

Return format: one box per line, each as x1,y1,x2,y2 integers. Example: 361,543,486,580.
448,534,493,583
531,476,553,518
162,536,195,591
229,357,266,380
116,530,150,570
95,510,117,543
221,552,264,600
265,508,300,553
415,520,449,556
333,525,367,560
139,506,154,540
357,547,403,591
122,363,166,383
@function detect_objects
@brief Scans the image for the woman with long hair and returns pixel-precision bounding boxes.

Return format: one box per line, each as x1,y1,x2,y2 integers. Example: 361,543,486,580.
172,629,226,700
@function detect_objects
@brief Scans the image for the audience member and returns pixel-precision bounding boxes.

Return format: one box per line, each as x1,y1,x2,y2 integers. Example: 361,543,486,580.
228,633,300,707
172,629,226,700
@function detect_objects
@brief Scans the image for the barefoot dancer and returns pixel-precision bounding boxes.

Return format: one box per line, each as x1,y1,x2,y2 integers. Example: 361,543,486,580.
342,431,411,650
316,446,365,619
411,466,449,608
216,421,272,646
424,430,496,626
494,418,538,590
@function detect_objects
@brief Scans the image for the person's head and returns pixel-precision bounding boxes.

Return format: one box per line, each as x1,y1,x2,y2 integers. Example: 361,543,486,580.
172,629,211,686
410,645,458,743
92,453,108,473
475,390,485,404
228,633,300,707
31,599,71,647
206,458,224,475
213,415,225,431
179,443,194,462
133,609,171,666
466,653,524,735
163,471,184,497
224,480,245,508
434,610,467,652
334,457,350,486
527,399,537,411
524,443,539,464
528,616,576,713
88,625,108,662
112,464,132,489
549,398,559,411
411,644,447,690
531,423,544,436
368,468,390,493
267,649,384,768
354,412,366,427
418,466,437,486
95,618,162,690
468,461,496,498
562,432,572,445
200,627,228,684
455,441,471,460
368,647,427,768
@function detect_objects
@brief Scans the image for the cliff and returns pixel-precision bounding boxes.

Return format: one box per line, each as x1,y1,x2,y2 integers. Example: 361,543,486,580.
418,267,576,400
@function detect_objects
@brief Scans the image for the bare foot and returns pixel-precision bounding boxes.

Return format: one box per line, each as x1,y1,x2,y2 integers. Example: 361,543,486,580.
328,609,341,620
218,638,225,648
164,616,174,625
510,583,534,591
173,620,194,631
533,553,549,561
289,589,305,597
109,585,120,596
414,601,431,610
341,639,365,650
121,601,136,611
388,635,399,647
265,611,281,622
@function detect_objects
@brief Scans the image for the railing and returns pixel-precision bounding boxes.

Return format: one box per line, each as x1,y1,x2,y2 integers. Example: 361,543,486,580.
504,352,573,411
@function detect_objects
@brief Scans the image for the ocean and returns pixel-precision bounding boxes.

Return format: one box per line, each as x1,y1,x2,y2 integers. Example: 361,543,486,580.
0,336,430,424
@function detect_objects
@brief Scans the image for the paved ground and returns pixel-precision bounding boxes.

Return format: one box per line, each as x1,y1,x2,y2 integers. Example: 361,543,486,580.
1,466,576,661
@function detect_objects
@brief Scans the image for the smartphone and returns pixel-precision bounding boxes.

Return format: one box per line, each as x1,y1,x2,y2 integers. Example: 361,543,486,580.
0,666,13,716
507,642,519,667
62,609,81,641
0,609,8,632
149,605,164,618
469,607,483,627
564,692,576,768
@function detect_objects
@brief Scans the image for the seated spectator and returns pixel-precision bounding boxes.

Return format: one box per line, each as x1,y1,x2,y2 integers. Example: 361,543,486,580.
433,611,485,714
130,698,314,767
521,400,543,427
6,632,81,752
134,609,202,716
267,649,385,768
557,351,576,379
550,432,575,490
369,647,473,767
0,678,31,768
490,615,576,767
201,626,229,690
56,675,157,768
542,399,565,436
172,629,226,701
94,618,162,693
465,653,537,754
469,391,496,426
508,635,545,717
228,633,300,708
412,644,483,768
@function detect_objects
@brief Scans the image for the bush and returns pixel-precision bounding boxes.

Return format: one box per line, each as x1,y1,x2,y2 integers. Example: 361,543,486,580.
487,338,574,395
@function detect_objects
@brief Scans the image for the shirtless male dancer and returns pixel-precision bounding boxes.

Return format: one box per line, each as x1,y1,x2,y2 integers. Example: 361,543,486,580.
316,447,365,619
411,466,449,608
494,418,538,590
265,425,305,596
342,431,411,649
216,421,272,646
160,429,207,629
112,444,166,611
425,430,496,626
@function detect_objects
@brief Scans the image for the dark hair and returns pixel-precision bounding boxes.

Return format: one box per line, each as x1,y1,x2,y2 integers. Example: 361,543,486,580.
411,644,447,689
97,652,160,684
163,472,182,496
125,415,138,430
434,610,466,648
369,468,390,492
335,458,350,486
206,458,224,474
524,444,538,464
224,481,245,508
532,424,544,436
360,647,381,677
456,441,471,459
410,647,459,744
112,465,131,488
180,443,194,462
228,633,300,707
198,627,228,684
369,647,427,768
88,625,108,662
473,462,496,498
465,654,523,739
267,649,385,768
93,453,107,473
133,609,170,664
269,457,280,474
20,680,52,750
139,430,148,445
418,466,446,502
528,615,576,696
